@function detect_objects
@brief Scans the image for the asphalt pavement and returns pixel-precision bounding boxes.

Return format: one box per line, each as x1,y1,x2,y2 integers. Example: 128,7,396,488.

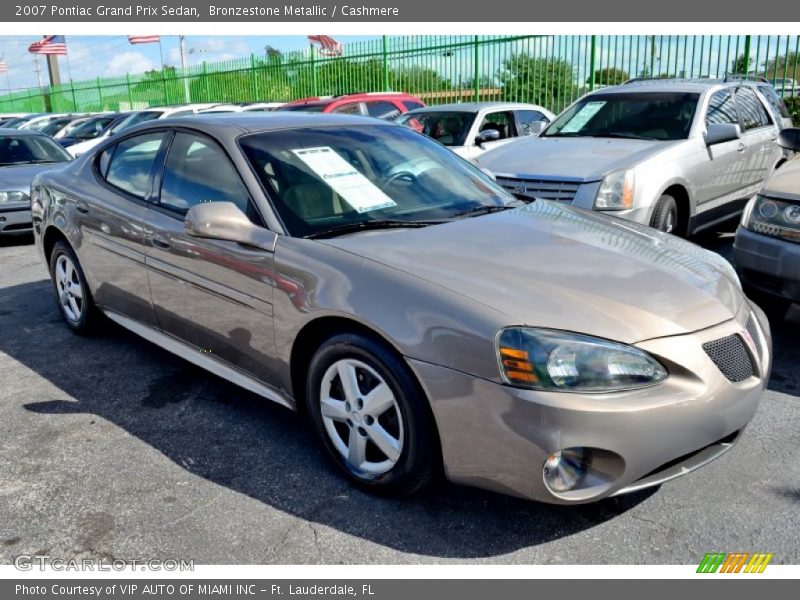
0,231,798,565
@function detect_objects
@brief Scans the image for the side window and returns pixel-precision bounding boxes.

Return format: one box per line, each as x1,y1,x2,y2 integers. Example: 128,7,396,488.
159,132,257,222
103,132,165,200
478,111,516,139
365,100,401,120
332,102,362,115
757,85,791,119
705,90,738,127
516,110,549,135
403,101,424,111
736,87,772,130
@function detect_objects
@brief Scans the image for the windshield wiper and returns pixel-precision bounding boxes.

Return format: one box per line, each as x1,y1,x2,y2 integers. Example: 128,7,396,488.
452,204,514,219
595,132,660,141
305,219,444,240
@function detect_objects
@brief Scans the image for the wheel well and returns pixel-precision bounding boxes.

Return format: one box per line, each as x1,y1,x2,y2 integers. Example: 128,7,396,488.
42,226,69,265
662,185,690,236
289,317,404,413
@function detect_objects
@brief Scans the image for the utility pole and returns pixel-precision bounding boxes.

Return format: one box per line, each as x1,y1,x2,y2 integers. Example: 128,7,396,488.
179,35,190,103
46,55,61,87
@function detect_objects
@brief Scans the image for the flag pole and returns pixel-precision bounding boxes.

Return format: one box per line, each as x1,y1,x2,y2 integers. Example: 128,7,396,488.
158,37,165,71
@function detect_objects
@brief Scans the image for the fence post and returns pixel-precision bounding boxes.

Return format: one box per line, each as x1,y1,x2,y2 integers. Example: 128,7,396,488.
251,54,259,100
70,81,77,111
742,35,752,75
126,74,133,109
382,36,390,91
589,35,597,91
310,45,318,97
203,62,210,100
474,36,480,101
96,77,103,110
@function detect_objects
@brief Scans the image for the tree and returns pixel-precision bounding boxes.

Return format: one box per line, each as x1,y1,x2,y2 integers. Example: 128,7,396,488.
587,67,629,86
764,52,799,83
497,54,576,109
730,53,754,75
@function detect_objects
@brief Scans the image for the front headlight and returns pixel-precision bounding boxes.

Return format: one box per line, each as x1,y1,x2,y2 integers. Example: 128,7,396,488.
594,169,634,210
0,191,29,204
742,194,800,243
496,328,667,391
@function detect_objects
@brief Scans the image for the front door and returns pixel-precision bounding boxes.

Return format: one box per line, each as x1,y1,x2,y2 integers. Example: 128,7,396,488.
143,130,279,384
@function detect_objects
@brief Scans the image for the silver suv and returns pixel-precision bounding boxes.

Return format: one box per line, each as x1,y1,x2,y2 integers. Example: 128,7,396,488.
477,79,787,236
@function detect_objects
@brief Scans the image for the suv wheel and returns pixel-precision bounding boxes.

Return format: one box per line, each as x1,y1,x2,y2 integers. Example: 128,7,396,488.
49,240,98,334
306,332,439,496
651,194,679,234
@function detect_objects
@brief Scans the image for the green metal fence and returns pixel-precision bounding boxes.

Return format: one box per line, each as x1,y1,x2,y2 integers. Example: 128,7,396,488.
1,35,799,119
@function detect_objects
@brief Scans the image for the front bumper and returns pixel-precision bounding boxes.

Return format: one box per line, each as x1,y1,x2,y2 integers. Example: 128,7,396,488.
734,225,800,303
409,302,770,504
0,206,32,235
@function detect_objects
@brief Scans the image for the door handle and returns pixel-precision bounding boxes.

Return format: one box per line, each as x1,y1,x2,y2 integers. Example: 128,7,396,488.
75,201,89,214
737,142,746,153
151,234,171,250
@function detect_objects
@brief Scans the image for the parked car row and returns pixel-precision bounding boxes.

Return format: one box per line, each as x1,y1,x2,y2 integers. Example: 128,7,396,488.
2,78,798,507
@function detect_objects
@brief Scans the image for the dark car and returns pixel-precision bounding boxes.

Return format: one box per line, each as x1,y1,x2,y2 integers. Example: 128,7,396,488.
0,128,72,236
57,113,130,149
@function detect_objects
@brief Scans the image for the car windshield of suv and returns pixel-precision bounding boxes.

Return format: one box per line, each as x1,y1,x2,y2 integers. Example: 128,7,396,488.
0,134,72,166
69,116,115,140
396,111,476,147
240,124,513,238
544,92,700,141
278,104,328,112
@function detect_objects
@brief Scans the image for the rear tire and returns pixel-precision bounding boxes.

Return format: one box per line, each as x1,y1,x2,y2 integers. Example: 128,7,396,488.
305,332,439,496
49,240,99,334
650,194,679,234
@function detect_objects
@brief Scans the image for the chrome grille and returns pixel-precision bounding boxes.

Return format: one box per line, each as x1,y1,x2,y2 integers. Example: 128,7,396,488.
702,334,755,383
495,176,580,203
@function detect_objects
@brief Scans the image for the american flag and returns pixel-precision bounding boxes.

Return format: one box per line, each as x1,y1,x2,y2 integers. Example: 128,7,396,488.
0,61,7,74
307,35,343,57
28,35,67,56
128,35,160,44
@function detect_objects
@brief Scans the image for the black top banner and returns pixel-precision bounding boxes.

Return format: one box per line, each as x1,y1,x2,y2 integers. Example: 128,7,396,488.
4,0,800,21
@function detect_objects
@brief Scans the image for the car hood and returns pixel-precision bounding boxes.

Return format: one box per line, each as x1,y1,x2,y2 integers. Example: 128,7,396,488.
763,158,800,200
323,202,743,344
0,162,68,192
476,135,679,182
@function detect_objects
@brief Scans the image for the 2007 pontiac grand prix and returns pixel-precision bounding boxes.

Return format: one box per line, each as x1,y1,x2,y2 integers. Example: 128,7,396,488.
31,113,771,504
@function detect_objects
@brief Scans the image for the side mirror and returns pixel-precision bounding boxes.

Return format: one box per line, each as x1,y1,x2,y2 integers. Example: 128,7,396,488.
525,121,547,136
184,201,276,252
776,127,800,152
705,122,741,146
476,128,501,146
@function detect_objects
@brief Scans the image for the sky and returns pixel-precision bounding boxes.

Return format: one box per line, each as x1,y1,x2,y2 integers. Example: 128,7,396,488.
0,35,376,91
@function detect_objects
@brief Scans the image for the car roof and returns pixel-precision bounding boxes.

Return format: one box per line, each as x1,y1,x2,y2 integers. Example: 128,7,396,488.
595,78,766,95
405,102,545,113
130,112,394,137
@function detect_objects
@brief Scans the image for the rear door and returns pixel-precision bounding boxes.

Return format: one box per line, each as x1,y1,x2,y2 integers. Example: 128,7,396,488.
74,130,168,327
142,130,279,384
469,110,519,160
734,86,781,187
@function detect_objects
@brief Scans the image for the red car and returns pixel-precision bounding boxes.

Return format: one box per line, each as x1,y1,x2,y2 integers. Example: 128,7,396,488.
278,92,425,120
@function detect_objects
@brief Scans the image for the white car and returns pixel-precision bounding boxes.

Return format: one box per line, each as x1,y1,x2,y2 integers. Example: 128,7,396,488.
68,104,220,157
197,102,285,114
396,102,556,161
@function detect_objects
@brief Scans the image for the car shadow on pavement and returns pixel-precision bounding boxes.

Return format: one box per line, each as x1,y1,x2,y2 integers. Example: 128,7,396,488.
766,306,800,396
3,278,658,559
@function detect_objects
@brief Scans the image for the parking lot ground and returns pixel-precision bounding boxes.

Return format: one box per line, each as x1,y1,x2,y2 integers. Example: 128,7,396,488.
1,231,799,565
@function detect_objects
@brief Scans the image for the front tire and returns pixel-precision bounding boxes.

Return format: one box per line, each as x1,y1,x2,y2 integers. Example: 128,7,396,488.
306,332,439,496
49,240,98,334
650,194,679,234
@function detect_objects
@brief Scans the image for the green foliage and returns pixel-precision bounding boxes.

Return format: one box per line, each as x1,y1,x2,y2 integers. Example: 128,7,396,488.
730,53,753,75
498,54,576,108
785,96,800,125
764,52,800,82
587,67,629,86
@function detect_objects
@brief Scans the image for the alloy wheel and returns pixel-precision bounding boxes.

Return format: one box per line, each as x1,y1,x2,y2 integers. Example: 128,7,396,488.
55,254,83,322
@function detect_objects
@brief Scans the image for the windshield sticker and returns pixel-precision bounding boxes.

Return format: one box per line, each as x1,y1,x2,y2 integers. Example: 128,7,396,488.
292,146,398,213
560,101,606,133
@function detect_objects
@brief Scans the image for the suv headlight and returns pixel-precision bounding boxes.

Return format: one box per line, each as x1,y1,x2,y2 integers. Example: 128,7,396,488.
496,327,667,392
0,191,29,204
594,169,634,210
741,194,800,243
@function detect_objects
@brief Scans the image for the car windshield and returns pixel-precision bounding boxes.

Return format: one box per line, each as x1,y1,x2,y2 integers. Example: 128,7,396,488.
278,104,328,112
114,110,163,132
0,135,72,165
543,92,700,141
3,117,30,128
40,119,73,136
69,116,115,139
240,124,513,238
396,111,476,147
